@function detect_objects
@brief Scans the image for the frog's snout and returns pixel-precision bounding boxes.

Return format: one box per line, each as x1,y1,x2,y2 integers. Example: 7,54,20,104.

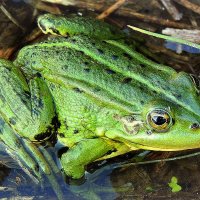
190,123,200,130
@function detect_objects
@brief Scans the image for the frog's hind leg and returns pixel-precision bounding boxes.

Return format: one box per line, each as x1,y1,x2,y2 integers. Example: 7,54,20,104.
0,59,64,199
0,59,40,174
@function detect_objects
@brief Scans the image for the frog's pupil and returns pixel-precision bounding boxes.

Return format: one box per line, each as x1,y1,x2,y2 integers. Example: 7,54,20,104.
152,116,166,125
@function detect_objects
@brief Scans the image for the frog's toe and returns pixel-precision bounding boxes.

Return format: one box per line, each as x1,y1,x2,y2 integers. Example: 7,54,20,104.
61,153,85,179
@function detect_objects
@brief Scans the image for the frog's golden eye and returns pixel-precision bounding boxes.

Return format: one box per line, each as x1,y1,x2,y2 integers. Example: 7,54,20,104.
147,109,172,132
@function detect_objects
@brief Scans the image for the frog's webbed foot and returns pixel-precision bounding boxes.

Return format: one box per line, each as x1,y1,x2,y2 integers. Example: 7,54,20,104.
26,141,65,200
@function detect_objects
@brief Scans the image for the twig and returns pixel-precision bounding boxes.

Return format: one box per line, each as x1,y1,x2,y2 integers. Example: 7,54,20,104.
112,151,200,169
128,26,200,49
97,0,127,19
162,28,200,43
41,0,75,6
173,0,200,15
160,0,182,20
119,8,194,29
0,5,25,31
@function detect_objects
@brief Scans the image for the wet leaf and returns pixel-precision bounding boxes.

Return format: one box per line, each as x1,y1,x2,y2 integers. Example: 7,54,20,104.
168,176,182,193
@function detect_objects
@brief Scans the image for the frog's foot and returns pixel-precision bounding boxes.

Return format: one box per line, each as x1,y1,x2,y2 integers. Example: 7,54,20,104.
69,159,132,200
0,119,64,200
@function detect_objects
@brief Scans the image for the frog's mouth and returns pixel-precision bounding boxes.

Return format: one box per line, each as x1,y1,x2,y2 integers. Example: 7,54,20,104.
126,141,196,151
123,140,171,151
119,121,200,151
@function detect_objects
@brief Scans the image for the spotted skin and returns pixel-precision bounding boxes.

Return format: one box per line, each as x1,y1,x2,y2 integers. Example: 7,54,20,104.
0,14,200,180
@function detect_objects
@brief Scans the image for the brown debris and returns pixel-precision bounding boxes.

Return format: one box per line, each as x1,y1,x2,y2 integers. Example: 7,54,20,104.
39,0,198,29
173,0,200,15
0,5,25,31
160,0,182,20
36,1,62,14
97,0,127,20
117,8,195,29
0,47,16,59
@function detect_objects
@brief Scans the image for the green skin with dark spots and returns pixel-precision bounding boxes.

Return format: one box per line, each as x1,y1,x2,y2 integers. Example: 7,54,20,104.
1,13,200,179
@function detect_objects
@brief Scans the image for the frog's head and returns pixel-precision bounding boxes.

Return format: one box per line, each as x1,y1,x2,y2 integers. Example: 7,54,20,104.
105,71,200,151
106,98,200,151
139,100,200,150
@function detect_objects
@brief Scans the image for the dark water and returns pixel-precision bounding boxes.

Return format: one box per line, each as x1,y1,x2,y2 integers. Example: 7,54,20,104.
1,144,200,200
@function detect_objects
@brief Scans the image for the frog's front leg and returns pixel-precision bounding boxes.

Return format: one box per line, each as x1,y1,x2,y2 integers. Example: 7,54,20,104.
60,138,115,179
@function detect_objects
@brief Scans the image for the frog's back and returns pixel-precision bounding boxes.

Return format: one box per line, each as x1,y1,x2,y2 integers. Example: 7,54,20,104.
15,14,200,126
16,34,200,119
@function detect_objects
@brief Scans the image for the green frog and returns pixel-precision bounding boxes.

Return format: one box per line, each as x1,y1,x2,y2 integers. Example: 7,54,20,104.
0,13,200,181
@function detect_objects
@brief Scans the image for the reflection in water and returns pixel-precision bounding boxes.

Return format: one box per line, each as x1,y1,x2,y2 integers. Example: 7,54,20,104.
1,144,200,200
0,139,132,199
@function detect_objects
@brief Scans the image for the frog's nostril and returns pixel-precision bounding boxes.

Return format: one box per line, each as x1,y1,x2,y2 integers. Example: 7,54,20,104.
190,123,200,129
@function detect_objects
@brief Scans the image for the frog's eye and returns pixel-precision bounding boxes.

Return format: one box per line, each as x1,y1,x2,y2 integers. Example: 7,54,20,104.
147,109,172,132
